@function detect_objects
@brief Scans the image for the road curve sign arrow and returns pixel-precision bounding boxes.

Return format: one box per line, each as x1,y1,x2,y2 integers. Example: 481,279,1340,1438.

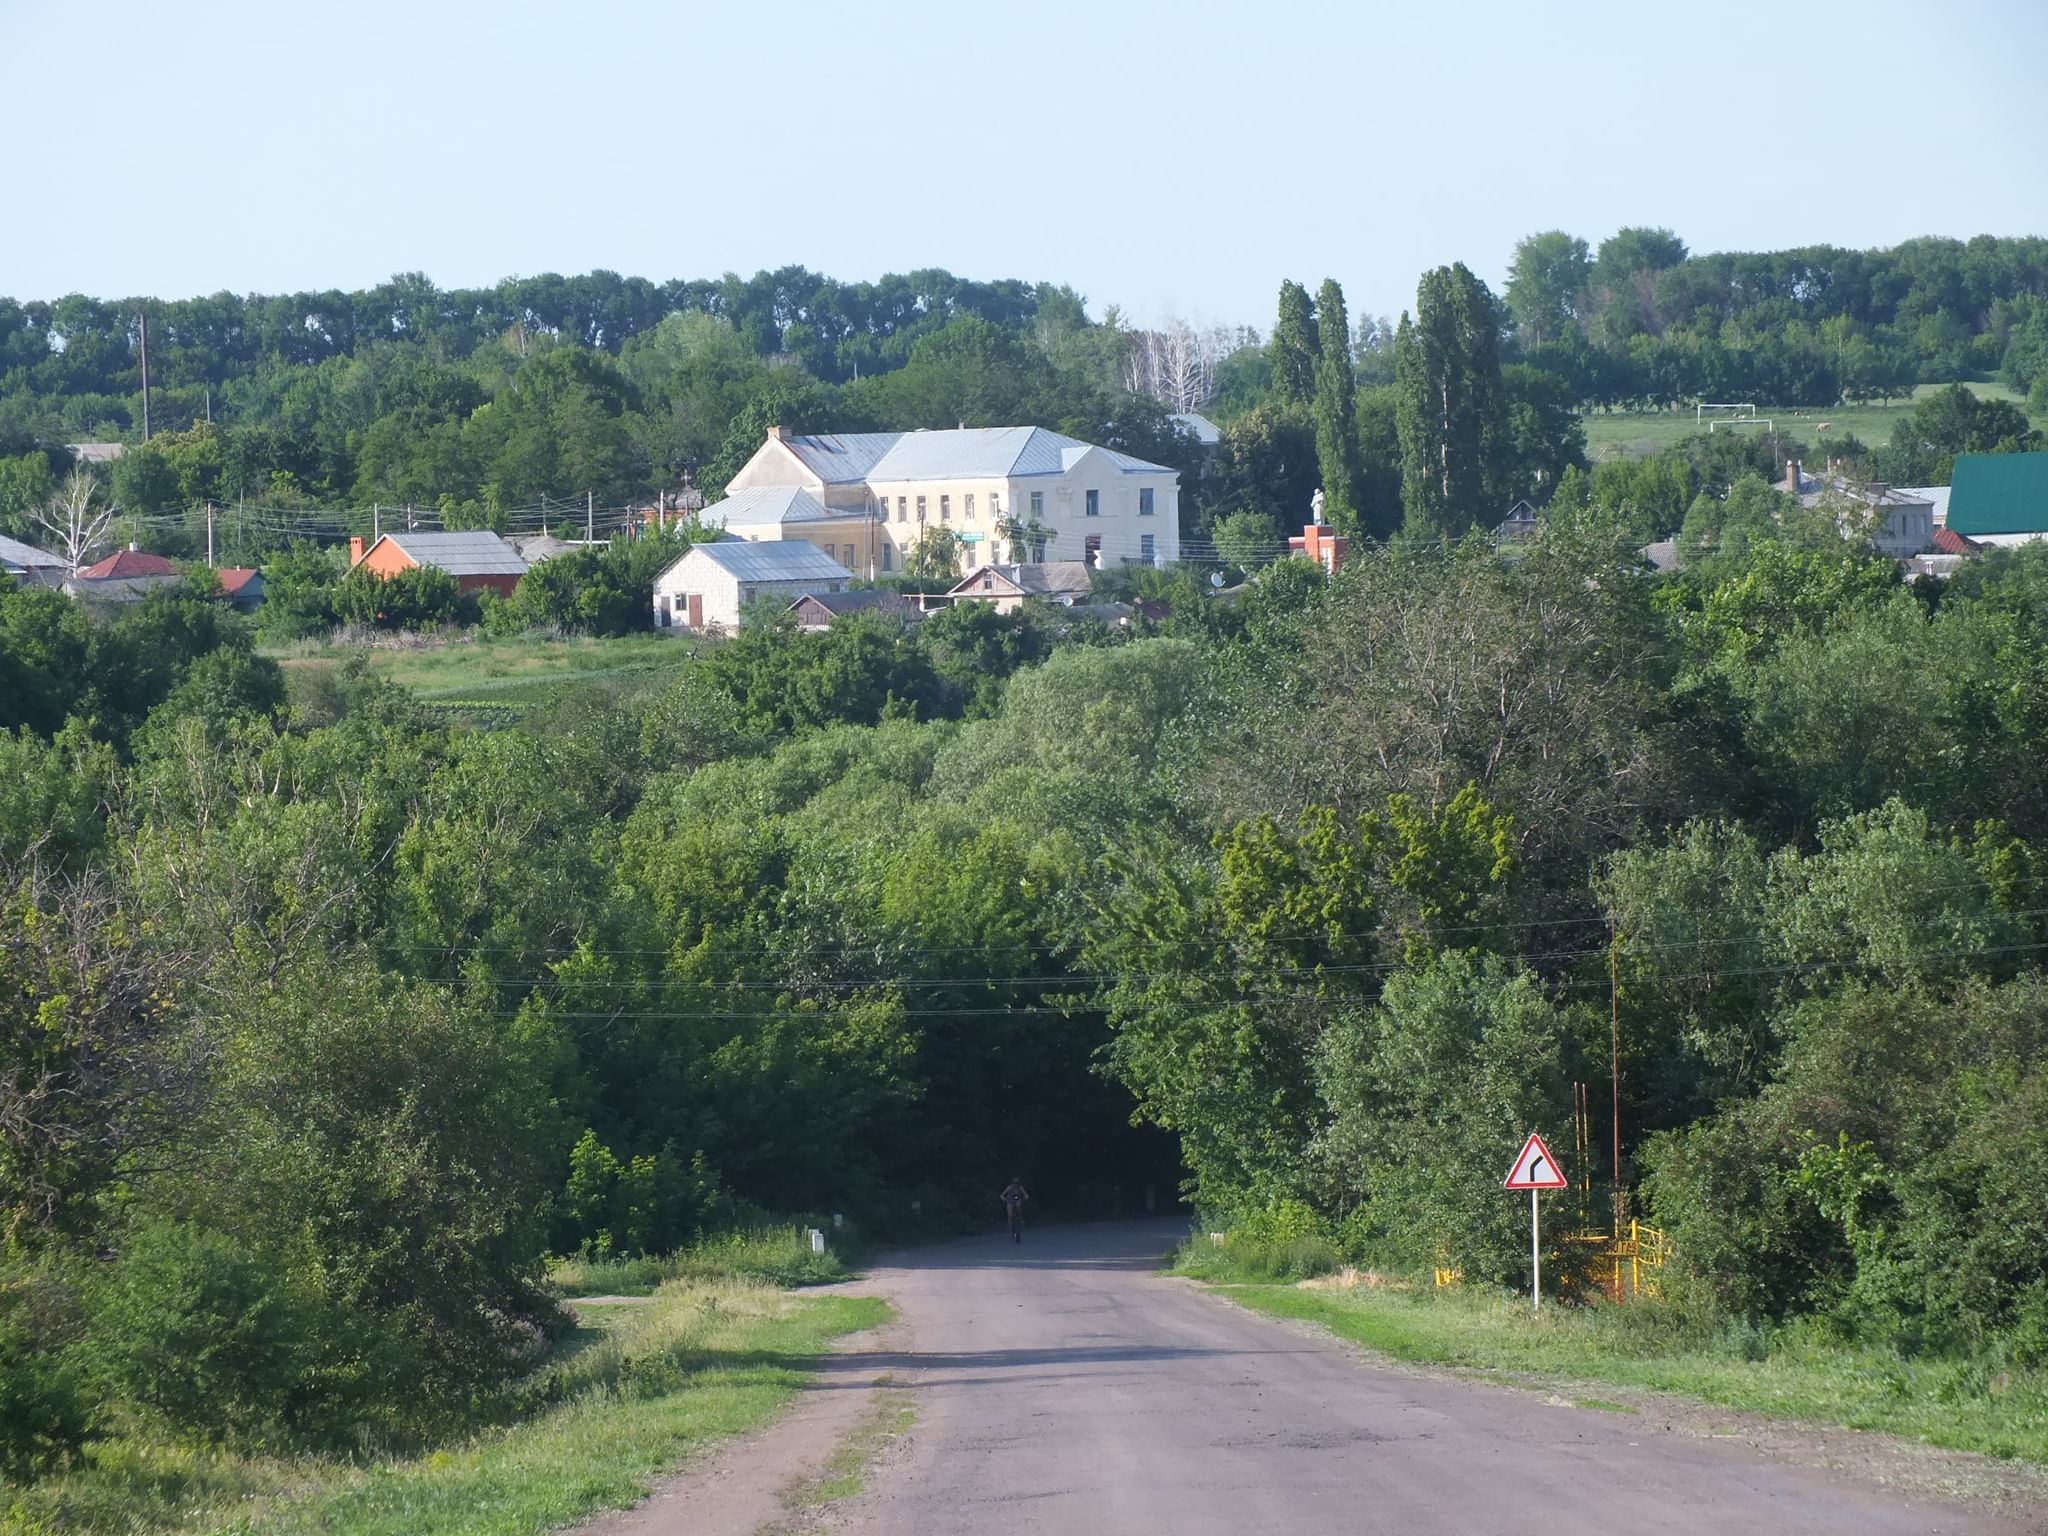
1504,1131,1569,1190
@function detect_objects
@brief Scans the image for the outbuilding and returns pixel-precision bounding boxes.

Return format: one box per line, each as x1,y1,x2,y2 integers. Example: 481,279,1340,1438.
652,539,852,633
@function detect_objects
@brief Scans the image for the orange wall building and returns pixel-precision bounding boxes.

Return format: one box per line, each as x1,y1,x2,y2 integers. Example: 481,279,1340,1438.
346,531,527,597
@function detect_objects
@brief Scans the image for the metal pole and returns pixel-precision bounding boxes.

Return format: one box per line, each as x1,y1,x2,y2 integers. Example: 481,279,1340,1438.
587,489,594,544
206,502,215,567
1531,1188,1541,1311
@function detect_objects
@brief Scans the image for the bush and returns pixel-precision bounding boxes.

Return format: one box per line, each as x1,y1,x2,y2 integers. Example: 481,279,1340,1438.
85,1218,324,1446
0,1254,92,1479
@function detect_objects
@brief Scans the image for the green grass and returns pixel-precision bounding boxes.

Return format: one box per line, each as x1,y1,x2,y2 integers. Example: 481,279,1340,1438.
1197,1277,2048,1465
550,1226,853,1297
1,1280,887,1536
273,632,686,722
1583,381,2039,462
794,1390,915,1507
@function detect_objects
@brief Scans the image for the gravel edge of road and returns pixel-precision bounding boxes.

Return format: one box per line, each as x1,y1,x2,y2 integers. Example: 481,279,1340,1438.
1179,1277,2048,1515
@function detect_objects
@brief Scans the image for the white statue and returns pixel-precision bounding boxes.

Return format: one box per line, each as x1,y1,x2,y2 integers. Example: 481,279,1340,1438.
1309,487,1326,526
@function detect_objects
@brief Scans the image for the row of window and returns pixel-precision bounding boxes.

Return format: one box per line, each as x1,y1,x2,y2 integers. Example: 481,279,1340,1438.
885,487,1159,523
851,535,1157,571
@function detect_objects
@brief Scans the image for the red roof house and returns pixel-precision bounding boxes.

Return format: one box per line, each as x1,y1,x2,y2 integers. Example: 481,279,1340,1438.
1930,525,1981,556
76,547,180,580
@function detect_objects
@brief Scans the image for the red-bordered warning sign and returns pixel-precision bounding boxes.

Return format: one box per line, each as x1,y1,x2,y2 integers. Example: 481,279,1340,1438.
1503,1132,1568,1191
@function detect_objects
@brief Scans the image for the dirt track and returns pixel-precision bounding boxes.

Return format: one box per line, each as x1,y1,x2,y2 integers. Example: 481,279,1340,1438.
578,1218,2048,1536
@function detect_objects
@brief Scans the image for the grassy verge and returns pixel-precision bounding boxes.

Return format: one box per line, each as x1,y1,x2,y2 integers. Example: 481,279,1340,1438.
1,1279,888,1536
550,1226,852,1297
1188,1265,2048,1464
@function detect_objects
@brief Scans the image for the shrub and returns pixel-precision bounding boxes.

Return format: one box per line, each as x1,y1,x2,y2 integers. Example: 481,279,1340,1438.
85,1218,319,1445
0,1254,92,1479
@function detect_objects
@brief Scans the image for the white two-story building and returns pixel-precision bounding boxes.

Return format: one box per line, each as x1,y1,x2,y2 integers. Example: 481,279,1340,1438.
713,425,1181,577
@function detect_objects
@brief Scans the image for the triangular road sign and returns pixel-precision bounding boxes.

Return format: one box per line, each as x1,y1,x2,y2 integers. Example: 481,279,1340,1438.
1504,1132,1568,1191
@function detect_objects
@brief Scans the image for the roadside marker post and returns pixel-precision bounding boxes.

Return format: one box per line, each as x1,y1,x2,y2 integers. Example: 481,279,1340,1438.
1503,1132,1568,1311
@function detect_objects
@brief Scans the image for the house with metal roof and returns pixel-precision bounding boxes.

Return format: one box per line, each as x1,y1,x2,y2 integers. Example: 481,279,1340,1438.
0,534,67,587
719,424,1180,579
651,538,852,633
787,587,920,632
1945,452,2048,547
945,561,1095,614
347,530,528,596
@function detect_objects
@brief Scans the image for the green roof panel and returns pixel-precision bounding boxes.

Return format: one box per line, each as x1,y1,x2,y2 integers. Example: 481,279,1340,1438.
1947,452,2048,536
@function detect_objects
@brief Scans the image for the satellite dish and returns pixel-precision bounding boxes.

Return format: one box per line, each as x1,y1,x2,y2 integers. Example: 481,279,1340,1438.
1209,571,1225,589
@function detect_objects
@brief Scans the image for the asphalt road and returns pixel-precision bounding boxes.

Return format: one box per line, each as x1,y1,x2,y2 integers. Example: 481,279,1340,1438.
815,1218,2044,1536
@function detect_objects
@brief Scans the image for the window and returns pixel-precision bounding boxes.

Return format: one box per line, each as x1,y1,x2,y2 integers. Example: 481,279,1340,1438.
916,496,927,521
842,544,857,567
940,495,951,522
1030,491,1044,518
896,497,907,523
964,493,976,519
1086,489,1100,517
1139,487,1154,517
881,544,893,572
1083,534,1101,568
1141,533,1156,567
989,493,1001,517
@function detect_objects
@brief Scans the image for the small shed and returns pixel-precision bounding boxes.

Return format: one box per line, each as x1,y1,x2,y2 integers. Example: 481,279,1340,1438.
217,567,265,609
652,539,852,632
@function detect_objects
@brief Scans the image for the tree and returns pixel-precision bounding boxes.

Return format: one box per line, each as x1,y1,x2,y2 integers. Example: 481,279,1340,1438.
1311,280,1365,533
1210,509,1284,573
30,473,118,574
1270,281,1320,408
1876,383,2038,485
1394,265,1511,539
1125,317,1228,413
904,526,964,586
1505,231,1591,346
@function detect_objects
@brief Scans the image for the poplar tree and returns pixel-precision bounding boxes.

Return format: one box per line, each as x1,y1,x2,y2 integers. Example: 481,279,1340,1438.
1271,281,1320,408
1311,278,1364,532
1395,263,1510,541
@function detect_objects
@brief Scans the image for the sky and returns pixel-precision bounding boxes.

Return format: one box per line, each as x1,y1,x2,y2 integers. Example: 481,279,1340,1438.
3,0,2045,331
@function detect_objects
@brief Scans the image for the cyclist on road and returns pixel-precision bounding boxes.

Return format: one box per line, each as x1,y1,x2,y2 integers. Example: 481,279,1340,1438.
1000,1177,1030,1242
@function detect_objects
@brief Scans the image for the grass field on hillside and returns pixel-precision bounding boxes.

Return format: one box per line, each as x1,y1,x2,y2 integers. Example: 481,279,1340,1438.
1583,380,2037,462
1,1281,887,1536
274,632,687,723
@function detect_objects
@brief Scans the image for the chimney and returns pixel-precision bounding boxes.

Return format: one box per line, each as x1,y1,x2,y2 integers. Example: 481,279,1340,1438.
1784,459,1800,493
128,541,139,552
349,536,365,566
765,423,788,442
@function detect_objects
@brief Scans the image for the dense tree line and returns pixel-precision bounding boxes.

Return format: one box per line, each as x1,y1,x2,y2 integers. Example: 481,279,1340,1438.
1504,229,2048,409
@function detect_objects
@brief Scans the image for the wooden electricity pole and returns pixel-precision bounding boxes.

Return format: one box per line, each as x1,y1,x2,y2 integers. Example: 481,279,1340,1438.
138,309,152,442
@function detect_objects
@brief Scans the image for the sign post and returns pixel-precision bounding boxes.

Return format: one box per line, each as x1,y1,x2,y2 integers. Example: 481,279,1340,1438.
1503,1132,1568,1311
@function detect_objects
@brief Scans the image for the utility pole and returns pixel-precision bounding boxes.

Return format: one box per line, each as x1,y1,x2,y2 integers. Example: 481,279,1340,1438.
372,503,381,539
586,489,594,544
138,309,152,442
1610,918,1623,1232
206,502,215,567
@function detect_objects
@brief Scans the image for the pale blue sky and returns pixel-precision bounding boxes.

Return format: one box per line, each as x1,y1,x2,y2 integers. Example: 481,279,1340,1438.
3,0,2044,329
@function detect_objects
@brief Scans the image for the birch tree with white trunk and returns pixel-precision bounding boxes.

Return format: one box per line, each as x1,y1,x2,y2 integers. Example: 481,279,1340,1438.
32,473,120,573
